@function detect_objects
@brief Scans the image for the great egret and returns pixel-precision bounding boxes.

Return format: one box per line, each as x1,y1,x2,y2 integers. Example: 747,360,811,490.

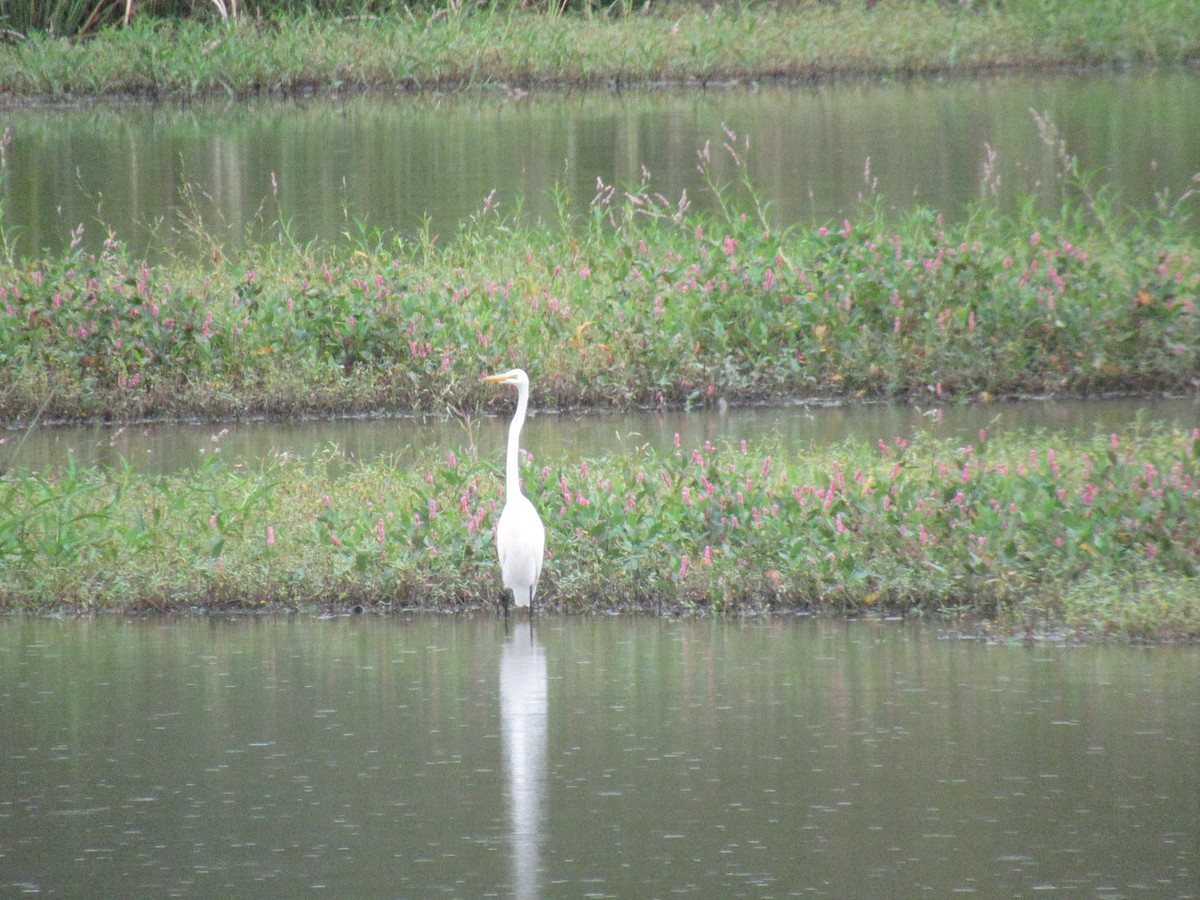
484,368,546,617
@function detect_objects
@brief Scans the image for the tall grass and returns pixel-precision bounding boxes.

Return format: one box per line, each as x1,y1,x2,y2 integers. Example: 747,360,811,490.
1,2,1198,91
2,0,124,38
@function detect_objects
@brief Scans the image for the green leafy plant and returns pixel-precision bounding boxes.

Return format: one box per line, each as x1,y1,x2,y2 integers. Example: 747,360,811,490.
3,420,1198,639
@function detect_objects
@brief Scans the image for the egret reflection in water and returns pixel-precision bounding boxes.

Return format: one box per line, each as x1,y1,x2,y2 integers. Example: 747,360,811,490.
500,623,548,899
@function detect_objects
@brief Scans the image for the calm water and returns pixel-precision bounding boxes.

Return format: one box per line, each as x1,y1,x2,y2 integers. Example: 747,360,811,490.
1,615,1196,897
3,70,1198,261
3,396,1198,475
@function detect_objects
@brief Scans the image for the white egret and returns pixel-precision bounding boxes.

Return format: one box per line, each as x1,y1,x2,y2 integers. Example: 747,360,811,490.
484,368,546,617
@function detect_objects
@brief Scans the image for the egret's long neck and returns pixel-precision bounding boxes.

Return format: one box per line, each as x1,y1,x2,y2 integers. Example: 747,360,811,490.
506,382,529,499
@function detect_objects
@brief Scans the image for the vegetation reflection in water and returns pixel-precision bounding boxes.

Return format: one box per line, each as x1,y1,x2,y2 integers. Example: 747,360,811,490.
5,396,1198,477
6,71,1199,264
1,615,1196,897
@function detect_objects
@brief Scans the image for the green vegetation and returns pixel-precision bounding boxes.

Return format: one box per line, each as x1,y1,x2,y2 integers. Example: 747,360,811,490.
1,0,1198,634
1,135,1197,634
2,423,1197,640
0,1,1197,100
1,124,1197,425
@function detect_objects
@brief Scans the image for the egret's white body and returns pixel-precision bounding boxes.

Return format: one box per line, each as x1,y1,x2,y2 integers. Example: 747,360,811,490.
485,368,546,614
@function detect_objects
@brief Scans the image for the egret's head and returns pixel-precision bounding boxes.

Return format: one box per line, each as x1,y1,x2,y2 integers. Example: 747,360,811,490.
484,368,529,388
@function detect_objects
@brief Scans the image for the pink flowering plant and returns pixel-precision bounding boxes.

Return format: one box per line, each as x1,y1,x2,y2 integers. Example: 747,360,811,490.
2,123,1199,636
1,121,1197,424
1,422,1197,638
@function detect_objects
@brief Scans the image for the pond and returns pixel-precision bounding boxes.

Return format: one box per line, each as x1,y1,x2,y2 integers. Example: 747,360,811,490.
1,615,1197,897
3,70,1198,262
4,395,1198,475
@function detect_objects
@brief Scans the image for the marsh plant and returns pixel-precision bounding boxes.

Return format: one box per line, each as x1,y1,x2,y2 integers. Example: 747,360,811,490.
1,118,1198,634
1,423,1198,638
1,117,1197,425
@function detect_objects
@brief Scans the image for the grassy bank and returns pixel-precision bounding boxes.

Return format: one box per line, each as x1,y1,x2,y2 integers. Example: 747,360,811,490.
2,123,1197,426
2,422,1198,639
0,1,1198,102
